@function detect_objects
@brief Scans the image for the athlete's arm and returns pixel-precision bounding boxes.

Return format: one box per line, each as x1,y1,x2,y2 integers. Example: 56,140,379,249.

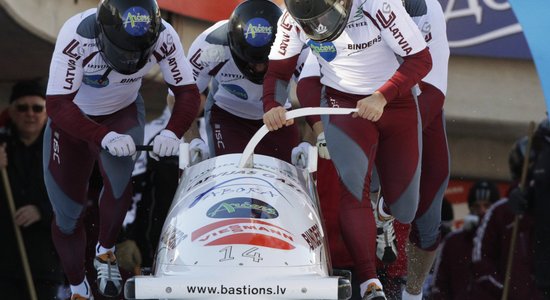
368,0,433,101
263,11,307,111
157,21,201,137
46,15,110,146
262,11,305,130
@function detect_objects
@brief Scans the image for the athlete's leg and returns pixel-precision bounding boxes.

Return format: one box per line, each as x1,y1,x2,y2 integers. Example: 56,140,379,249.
95,99,145,249
208,104,254,156
406,90,449,295
43,120,97,286
322,91,380,296
88,100,144,297
375,96,422,225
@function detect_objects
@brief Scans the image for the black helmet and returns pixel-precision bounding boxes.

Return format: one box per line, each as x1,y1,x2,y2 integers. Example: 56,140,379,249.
284,0,352,42
508,135,536,181
228,0,282,84
96,0,161,75
467,180,501,207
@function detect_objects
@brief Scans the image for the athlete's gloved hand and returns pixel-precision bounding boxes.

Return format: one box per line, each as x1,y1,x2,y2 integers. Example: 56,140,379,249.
291,142,313,168
101,131,136,157
316,132,330,159
151,129,180,160
189,138,210,164
115,239,142,275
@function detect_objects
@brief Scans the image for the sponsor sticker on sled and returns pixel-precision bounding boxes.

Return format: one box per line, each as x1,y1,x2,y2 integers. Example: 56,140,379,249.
207,197,279,219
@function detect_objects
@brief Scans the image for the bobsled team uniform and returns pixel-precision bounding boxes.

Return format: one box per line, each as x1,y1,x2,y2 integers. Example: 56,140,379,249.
43,8,200,285
294,49,352,268
294,0,449,253
187,20,299,163
405,0,450,251
265,0,431,282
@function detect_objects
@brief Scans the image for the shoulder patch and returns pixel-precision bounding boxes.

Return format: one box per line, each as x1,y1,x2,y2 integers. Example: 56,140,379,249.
205,23,229,46
201,45,228,67
76,14,98,39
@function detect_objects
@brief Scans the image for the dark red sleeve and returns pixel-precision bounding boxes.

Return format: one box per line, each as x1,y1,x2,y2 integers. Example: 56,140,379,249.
166,84,201,138
46,92,110,146
378,47,432,101
296,76,322,127
471,204,506,299
263,55,300,112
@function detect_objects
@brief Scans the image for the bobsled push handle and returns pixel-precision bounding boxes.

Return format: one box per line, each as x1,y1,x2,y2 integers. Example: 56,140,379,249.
238,107,358,168
136,145,153,151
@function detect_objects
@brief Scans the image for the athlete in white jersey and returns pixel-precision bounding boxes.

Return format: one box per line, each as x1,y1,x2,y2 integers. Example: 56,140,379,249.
291,0,450,298
262,0,433,299
379,1,451,299
42,0,201,299
187,0,299,162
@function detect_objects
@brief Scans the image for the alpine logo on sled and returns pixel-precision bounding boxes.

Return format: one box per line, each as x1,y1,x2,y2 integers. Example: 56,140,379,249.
192,218,295,250
207,197,279,219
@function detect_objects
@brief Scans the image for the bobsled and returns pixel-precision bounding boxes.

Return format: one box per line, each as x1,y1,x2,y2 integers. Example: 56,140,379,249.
125,108,357,300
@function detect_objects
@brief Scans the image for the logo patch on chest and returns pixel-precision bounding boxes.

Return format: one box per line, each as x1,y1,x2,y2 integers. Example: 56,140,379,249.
221,84,248,100
82,75,109,88
307,41,337,62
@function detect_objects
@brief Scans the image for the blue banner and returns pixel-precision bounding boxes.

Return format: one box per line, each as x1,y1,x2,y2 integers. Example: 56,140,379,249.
439,0,530,59
508,0,550,110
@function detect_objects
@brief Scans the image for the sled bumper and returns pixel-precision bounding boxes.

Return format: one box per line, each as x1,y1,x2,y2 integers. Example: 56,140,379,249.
125,274,351,299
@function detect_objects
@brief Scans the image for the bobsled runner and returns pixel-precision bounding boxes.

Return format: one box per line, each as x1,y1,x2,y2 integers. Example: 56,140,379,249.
125,108,357,300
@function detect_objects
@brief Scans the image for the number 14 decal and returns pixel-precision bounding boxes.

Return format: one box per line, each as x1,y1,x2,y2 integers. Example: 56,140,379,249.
219,246,264,263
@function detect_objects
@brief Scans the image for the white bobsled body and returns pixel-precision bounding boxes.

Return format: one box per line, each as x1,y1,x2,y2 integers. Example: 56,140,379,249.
125,108,354,300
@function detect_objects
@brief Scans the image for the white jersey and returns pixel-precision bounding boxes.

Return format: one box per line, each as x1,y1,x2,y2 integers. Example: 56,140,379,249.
188,20,285,120
298,49,321,80
270,0,427,95
47,8,195,116
408,0,450,94
296,0,449,95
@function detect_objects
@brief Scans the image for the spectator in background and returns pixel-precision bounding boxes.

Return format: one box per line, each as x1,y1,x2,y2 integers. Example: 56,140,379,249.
430,181,500,300
0,79,65,299
470,136,545,299
506,118,550,298
531,118,550,297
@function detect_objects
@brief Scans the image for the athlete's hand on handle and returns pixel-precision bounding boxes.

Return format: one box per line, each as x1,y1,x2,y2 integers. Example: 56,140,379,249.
189,138,210,163
316,132,330,159
291,142,314,168
353,91,387,122
263,106,294,131
151,129,180,160
101,131,136,157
